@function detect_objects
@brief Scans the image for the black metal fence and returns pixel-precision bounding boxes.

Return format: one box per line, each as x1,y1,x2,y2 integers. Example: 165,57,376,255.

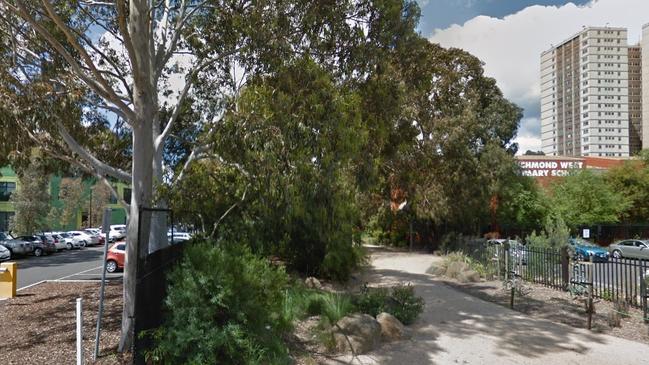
133,207,188,364
466,242,649,316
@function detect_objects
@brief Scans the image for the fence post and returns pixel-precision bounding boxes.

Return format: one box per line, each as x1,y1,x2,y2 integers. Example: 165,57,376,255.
77,298,83,365
561,246,569,290
587,256,594,330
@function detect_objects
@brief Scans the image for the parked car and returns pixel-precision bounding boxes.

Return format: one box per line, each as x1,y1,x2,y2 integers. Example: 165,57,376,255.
1,237,34,256
168,231,191,244
108,225,127,242
608,239,649,260
568,238,609,262
67,231,98,247
46,233,69,251
105,242,125,273
0,231,12,244
83,228,105,245
54,232,83,250
17,235,56,256
37,233,65,252
0,244,10,261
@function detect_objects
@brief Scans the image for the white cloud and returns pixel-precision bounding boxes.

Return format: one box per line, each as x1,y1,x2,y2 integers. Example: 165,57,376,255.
513,133,543,154
428,0,649,154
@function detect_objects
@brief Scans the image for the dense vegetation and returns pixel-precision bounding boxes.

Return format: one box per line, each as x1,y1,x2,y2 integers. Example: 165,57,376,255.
149,242,424,364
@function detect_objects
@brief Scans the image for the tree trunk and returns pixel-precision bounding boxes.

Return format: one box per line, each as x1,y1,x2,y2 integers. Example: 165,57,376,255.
118,0,156,352
119,120,154,352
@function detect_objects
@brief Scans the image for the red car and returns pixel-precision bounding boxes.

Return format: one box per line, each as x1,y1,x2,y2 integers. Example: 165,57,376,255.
106,242,125,273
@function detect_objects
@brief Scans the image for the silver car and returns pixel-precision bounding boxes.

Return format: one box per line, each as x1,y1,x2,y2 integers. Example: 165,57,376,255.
1,237,34,256
609,240,649,260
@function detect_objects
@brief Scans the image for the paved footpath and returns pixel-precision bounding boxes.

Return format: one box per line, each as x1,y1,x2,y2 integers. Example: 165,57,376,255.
329,249,649,365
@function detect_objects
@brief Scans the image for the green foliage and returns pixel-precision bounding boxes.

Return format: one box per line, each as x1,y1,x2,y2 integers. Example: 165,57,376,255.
355,284,424,325
149,242,291,365
550,169,630,229
389,285,425,325
526,215,570,249
497,175,549,231
355,286,390,317
605,161,649,224
10,159,51,235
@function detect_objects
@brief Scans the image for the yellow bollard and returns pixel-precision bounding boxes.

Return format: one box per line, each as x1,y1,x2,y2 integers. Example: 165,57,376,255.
0,262,17,299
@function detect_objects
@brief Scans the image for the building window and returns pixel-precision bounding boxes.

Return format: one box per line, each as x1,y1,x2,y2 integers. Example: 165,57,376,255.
123,188,132,203
0,212,13,232
0,182,16,202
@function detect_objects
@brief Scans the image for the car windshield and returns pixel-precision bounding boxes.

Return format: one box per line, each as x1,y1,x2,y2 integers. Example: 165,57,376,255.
572,238,597,247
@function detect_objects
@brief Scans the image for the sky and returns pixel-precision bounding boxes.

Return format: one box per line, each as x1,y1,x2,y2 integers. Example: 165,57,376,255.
420,0,649,153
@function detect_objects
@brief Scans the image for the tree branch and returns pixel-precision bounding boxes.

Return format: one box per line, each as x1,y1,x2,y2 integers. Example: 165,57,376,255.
1,0,137,122
210,184,248,238
55,120,133,182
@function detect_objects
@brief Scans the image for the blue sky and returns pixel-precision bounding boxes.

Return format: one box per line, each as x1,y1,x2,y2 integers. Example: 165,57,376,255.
421,0,649,153
417,0,589,36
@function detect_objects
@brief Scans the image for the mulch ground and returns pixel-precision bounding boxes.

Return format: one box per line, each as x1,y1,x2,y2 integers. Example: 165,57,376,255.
0,281,131,364
443,277,649,345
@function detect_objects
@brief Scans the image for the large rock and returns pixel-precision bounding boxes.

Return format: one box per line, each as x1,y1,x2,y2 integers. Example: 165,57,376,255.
333,314,381,354
305,277,322,290
376,312,410,341
457,269,480,283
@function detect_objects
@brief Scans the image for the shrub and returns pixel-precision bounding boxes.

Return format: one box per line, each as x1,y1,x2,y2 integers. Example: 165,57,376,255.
354,284,424,325
389,285,425,325
148,242,291,365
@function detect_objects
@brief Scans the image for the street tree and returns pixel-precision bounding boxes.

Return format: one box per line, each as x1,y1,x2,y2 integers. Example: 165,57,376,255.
0,0,424,350
605,161,649,224
9,159,50,235
550,169,630,228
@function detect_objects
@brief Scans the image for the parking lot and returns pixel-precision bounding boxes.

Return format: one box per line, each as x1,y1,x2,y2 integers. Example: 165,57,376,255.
7,245,123,289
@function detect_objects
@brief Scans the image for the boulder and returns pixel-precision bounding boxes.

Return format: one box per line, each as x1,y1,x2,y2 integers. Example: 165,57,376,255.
305,277,322,290
333,314,381,354
376,312,410,341
457,269,480,283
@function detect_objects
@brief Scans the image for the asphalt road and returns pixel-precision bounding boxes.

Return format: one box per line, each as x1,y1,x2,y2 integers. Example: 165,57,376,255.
8,245,122,289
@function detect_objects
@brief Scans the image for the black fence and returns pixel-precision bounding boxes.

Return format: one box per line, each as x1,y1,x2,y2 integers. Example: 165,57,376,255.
466,242,649,317
133,208,187,364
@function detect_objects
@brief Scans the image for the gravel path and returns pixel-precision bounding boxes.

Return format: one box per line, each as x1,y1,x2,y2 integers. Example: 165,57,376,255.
328,248,649,365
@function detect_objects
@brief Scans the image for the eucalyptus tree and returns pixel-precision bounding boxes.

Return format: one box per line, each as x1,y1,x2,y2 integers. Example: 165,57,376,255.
0,0,403,350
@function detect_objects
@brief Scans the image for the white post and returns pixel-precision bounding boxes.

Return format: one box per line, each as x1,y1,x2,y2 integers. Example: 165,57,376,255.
77,297,83,365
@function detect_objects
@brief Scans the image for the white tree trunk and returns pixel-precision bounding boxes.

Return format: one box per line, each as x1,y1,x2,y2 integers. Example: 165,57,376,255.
119,0,156,350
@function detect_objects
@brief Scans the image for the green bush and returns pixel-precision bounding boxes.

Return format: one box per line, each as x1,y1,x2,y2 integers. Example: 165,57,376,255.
389,285,425,325
354,284,424,325
148,242,291,365
355,286,390,317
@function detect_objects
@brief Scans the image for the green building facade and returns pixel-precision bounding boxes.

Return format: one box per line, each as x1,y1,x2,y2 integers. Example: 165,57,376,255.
0,166,128,232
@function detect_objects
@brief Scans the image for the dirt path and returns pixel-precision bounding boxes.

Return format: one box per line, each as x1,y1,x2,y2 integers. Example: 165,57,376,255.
328,248,649,365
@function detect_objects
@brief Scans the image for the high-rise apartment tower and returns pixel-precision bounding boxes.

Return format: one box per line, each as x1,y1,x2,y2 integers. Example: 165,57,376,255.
541,27,631,157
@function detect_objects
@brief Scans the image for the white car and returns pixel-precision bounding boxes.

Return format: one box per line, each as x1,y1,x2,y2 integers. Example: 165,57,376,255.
54,232,83,250
109,225,127,242
44,232,68,251
168,231,191,244
0,244,10,261
67,231,98,247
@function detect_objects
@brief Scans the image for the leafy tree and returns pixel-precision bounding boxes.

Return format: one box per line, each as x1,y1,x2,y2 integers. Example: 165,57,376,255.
10,160,50,235
550,170,629,229
497,174,549,232
58,178,86,228
605,161,649,224
0,0,407,348
88,182,112,228
369,40,522,242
